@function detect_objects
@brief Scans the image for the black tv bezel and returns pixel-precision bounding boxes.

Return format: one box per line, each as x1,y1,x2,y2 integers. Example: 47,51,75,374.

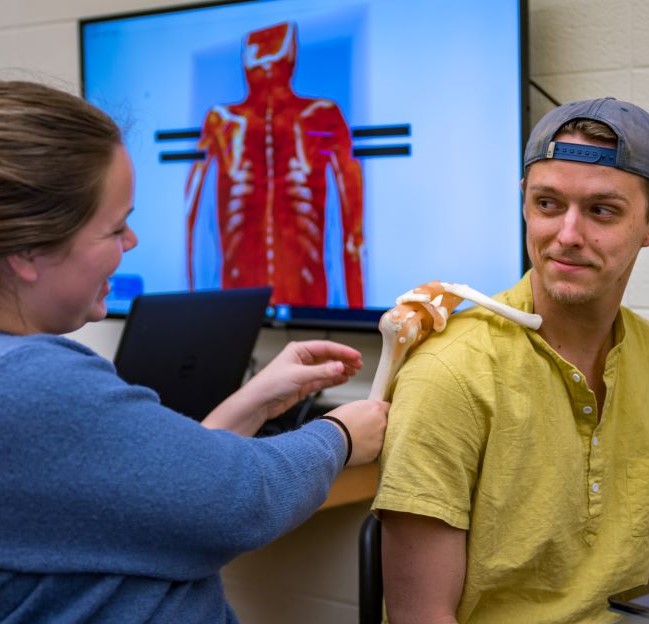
79,0,530,332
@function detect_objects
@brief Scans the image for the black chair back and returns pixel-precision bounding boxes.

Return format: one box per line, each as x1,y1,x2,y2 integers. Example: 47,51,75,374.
358,514,383,624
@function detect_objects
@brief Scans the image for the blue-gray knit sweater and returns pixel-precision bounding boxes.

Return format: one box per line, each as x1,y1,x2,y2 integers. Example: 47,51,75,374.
0,333,346,623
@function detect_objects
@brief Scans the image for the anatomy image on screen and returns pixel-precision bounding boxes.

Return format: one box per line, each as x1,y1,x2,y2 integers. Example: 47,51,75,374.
185,20,365,308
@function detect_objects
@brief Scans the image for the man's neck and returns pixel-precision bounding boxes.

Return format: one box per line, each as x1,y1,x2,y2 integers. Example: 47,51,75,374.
530,273,620,412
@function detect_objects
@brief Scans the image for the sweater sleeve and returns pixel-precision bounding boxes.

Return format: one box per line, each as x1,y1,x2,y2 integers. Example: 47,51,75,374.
0,335,346,580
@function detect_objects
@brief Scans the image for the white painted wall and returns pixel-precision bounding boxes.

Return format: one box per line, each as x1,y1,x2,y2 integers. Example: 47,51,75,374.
3,0,649,621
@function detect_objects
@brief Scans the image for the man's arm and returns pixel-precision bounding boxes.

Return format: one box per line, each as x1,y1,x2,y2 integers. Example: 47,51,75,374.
382,510,467,624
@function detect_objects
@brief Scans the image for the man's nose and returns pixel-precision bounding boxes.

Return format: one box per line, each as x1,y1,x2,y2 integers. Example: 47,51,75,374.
556,207,585,248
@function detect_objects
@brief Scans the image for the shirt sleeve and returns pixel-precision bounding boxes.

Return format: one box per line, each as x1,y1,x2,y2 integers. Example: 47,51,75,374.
372,348,485,530
0,337,346,580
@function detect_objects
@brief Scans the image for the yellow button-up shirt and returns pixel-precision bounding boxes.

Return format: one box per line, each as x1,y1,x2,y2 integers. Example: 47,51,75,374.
373,273,649,623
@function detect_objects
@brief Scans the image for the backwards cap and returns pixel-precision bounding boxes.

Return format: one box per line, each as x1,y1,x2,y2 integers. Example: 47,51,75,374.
524,97,649,180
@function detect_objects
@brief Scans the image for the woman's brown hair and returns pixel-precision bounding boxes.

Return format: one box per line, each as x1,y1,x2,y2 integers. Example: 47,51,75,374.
0,81,122,257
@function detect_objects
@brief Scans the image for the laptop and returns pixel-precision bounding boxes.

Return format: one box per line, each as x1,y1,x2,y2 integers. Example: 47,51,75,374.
113,287,271,420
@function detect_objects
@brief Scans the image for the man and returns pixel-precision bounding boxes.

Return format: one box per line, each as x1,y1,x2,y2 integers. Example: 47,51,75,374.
185,21,365,308
372,97,649,623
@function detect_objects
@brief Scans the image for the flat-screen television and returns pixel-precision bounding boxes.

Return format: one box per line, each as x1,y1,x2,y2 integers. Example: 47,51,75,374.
80,0,528,329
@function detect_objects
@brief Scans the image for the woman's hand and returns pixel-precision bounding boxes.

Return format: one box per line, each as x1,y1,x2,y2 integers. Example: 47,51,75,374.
202,340,363,434
248,340,363,419
319,399,389,466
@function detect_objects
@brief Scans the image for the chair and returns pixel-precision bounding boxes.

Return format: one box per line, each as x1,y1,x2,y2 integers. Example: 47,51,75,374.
358,513,383,624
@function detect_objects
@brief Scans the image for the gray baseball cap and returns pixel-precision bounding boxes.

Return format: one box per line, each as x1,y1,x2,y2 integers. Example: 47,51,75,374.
524,97,649,180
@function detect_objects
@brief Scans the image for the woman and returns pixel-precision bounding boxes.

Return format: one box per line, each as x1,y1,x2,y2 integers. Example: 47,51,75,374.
0,81,388,623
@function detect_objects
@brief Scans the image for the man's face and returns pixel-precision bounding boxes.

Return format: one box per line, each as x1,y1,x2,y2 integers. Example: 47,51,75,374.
523,133,649,307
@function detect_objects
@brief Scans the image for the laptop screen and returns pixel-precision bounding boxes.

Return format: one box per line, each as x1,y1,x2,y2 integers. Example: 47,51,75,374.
113,287,271,419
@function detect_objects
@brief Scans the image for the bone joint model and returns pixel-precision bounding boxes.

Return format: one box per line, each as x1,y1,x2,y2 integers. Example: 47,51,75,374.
368,281,543,401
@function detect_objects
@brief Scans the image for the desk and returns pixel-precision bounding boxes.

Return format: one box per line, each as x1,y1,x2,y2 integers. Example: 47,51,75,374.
320,461,379,510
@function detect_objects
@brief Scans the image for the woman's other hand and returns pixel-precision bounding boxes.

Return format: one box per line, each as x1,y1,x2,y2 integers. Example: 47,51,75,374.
202,340,363,434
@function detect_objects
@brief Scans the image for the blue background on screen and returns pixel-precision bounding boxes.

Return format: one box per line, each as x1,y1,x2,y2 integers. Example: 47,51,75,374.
81,0,524,317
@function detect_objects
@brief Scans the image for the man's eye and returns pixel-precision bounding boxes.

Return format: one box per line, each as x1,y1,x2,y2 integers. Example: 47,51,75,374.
538,198,557,211
591,205,615,217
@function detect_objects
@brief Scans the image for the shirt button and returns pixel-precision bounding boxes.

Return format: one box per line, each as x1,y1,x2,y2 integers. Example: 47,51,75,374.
572,372,581,383
592,436,599,446
583,405,593,415
592,483,599,493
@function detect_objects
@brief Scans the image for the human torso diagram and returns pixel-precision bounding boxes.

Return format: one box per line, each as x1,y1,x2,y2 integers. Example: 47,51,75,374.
185,21,364,308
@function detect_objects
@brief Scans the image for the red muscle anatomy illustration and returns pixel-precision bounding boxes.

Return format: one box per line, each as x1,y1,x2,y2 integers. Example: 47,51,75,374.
185,21,365,307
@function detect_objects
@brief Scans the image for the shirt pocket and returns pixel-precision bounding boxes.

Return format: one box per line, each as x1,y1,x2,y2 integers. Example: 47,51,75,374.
626,459,649,537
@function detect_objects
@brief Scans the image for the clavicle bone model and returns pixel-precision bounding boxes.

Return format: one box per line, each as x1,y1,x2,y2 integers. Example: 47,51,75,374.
368,281,543,401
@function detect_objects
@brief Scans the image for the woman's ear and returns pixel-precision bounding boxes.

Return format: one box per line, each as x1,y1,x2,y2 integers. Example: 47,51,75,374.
5,251,39,283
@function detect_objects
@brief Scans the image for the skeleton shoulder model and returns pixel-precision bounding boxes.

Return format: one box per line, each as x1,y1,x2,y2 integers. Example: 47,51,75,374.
369,281,542,401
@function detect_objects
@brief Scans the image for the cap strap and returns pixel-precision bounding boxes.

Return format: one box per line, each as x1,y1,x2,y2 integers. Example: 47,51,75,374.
545,141,617,167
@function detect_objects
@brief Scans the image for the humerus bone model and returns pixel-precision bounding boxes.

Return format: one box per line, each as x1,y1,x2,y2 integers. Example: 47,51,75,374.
368,281,543,401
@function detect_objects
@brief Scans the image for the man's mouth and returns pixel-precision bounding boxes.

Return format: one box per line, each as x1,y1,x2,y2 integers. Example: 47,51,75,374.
547,255,596,272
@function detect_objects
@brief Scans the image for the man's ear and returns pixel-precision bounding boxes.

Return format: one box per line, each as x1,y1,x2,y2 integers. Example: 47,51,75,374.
5,252,39,283
642,216,649,247
520,178,529,224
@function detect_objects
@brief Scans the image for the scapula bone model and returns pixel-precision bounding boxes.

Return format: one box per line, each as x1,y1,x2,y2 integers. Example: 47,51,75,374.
368,281,542,401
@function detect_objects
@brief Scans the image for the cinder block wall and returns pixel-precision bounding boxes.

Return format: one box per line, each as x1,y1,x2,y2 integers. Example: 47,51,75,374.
1,1,648,622
528,0,649,319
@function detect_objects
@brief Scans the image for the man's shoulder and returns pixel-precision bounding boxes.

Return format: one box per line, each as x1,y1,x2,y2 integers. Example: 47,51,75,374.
622,306,649,327
621,306,649,348
415,281,532,355
412,309,508,364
